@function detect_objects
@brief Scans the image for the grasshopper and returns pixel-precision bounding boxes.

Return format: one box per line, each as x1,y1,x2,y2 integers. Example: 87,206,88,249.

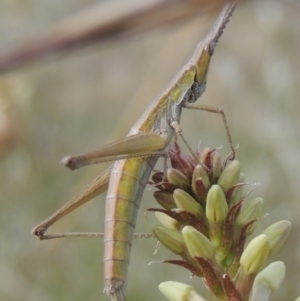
33,3,236,301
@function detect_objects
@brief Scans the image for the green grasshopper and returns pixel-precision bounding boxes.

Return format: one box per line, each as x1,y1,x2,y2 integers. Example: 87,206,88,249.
33,3,236,301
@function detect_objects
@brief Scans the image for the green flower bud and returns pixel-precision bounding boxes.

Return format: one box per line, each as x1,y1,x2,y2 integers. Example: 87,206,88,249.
167,168,190,190
182,226,214,259
211,151,222,184
153,226,185,255
228,173,245,205
236,197,263,234
206,185,228,224
240,234,270,275
192,164,210,190
262,220,291,256
159,281,206,301
155,212,180,230
173,189,204,217
217,160,241,192
250,262,285,301
153,191,176,210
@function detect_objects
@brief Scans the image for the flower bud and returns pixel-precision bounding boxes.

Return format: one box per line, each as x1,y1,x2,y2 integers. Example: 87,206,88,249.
153,191,176,210
191,178,207,207
167,168,190,190
250,262,285,301
217,160,241,192
236,197,263,234
159,281,206,301
198,147,211,165
155,212,180,230
173,189,204,217
211,151,222,183
240,234,270,275
262,220,291,256
182,226,214,259
192,164,210,190
153,226,185,255
206,185,228,224
228,173,245,205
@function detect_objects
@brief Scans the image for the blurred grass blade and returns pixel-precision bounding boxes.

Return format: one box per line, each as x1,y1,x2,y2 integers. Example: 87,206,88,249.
0,0,237,73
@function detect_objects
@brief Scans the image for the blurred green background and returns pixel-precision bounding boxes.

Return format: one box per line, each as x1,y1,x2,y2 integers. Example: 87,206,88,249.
0,0,300,301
